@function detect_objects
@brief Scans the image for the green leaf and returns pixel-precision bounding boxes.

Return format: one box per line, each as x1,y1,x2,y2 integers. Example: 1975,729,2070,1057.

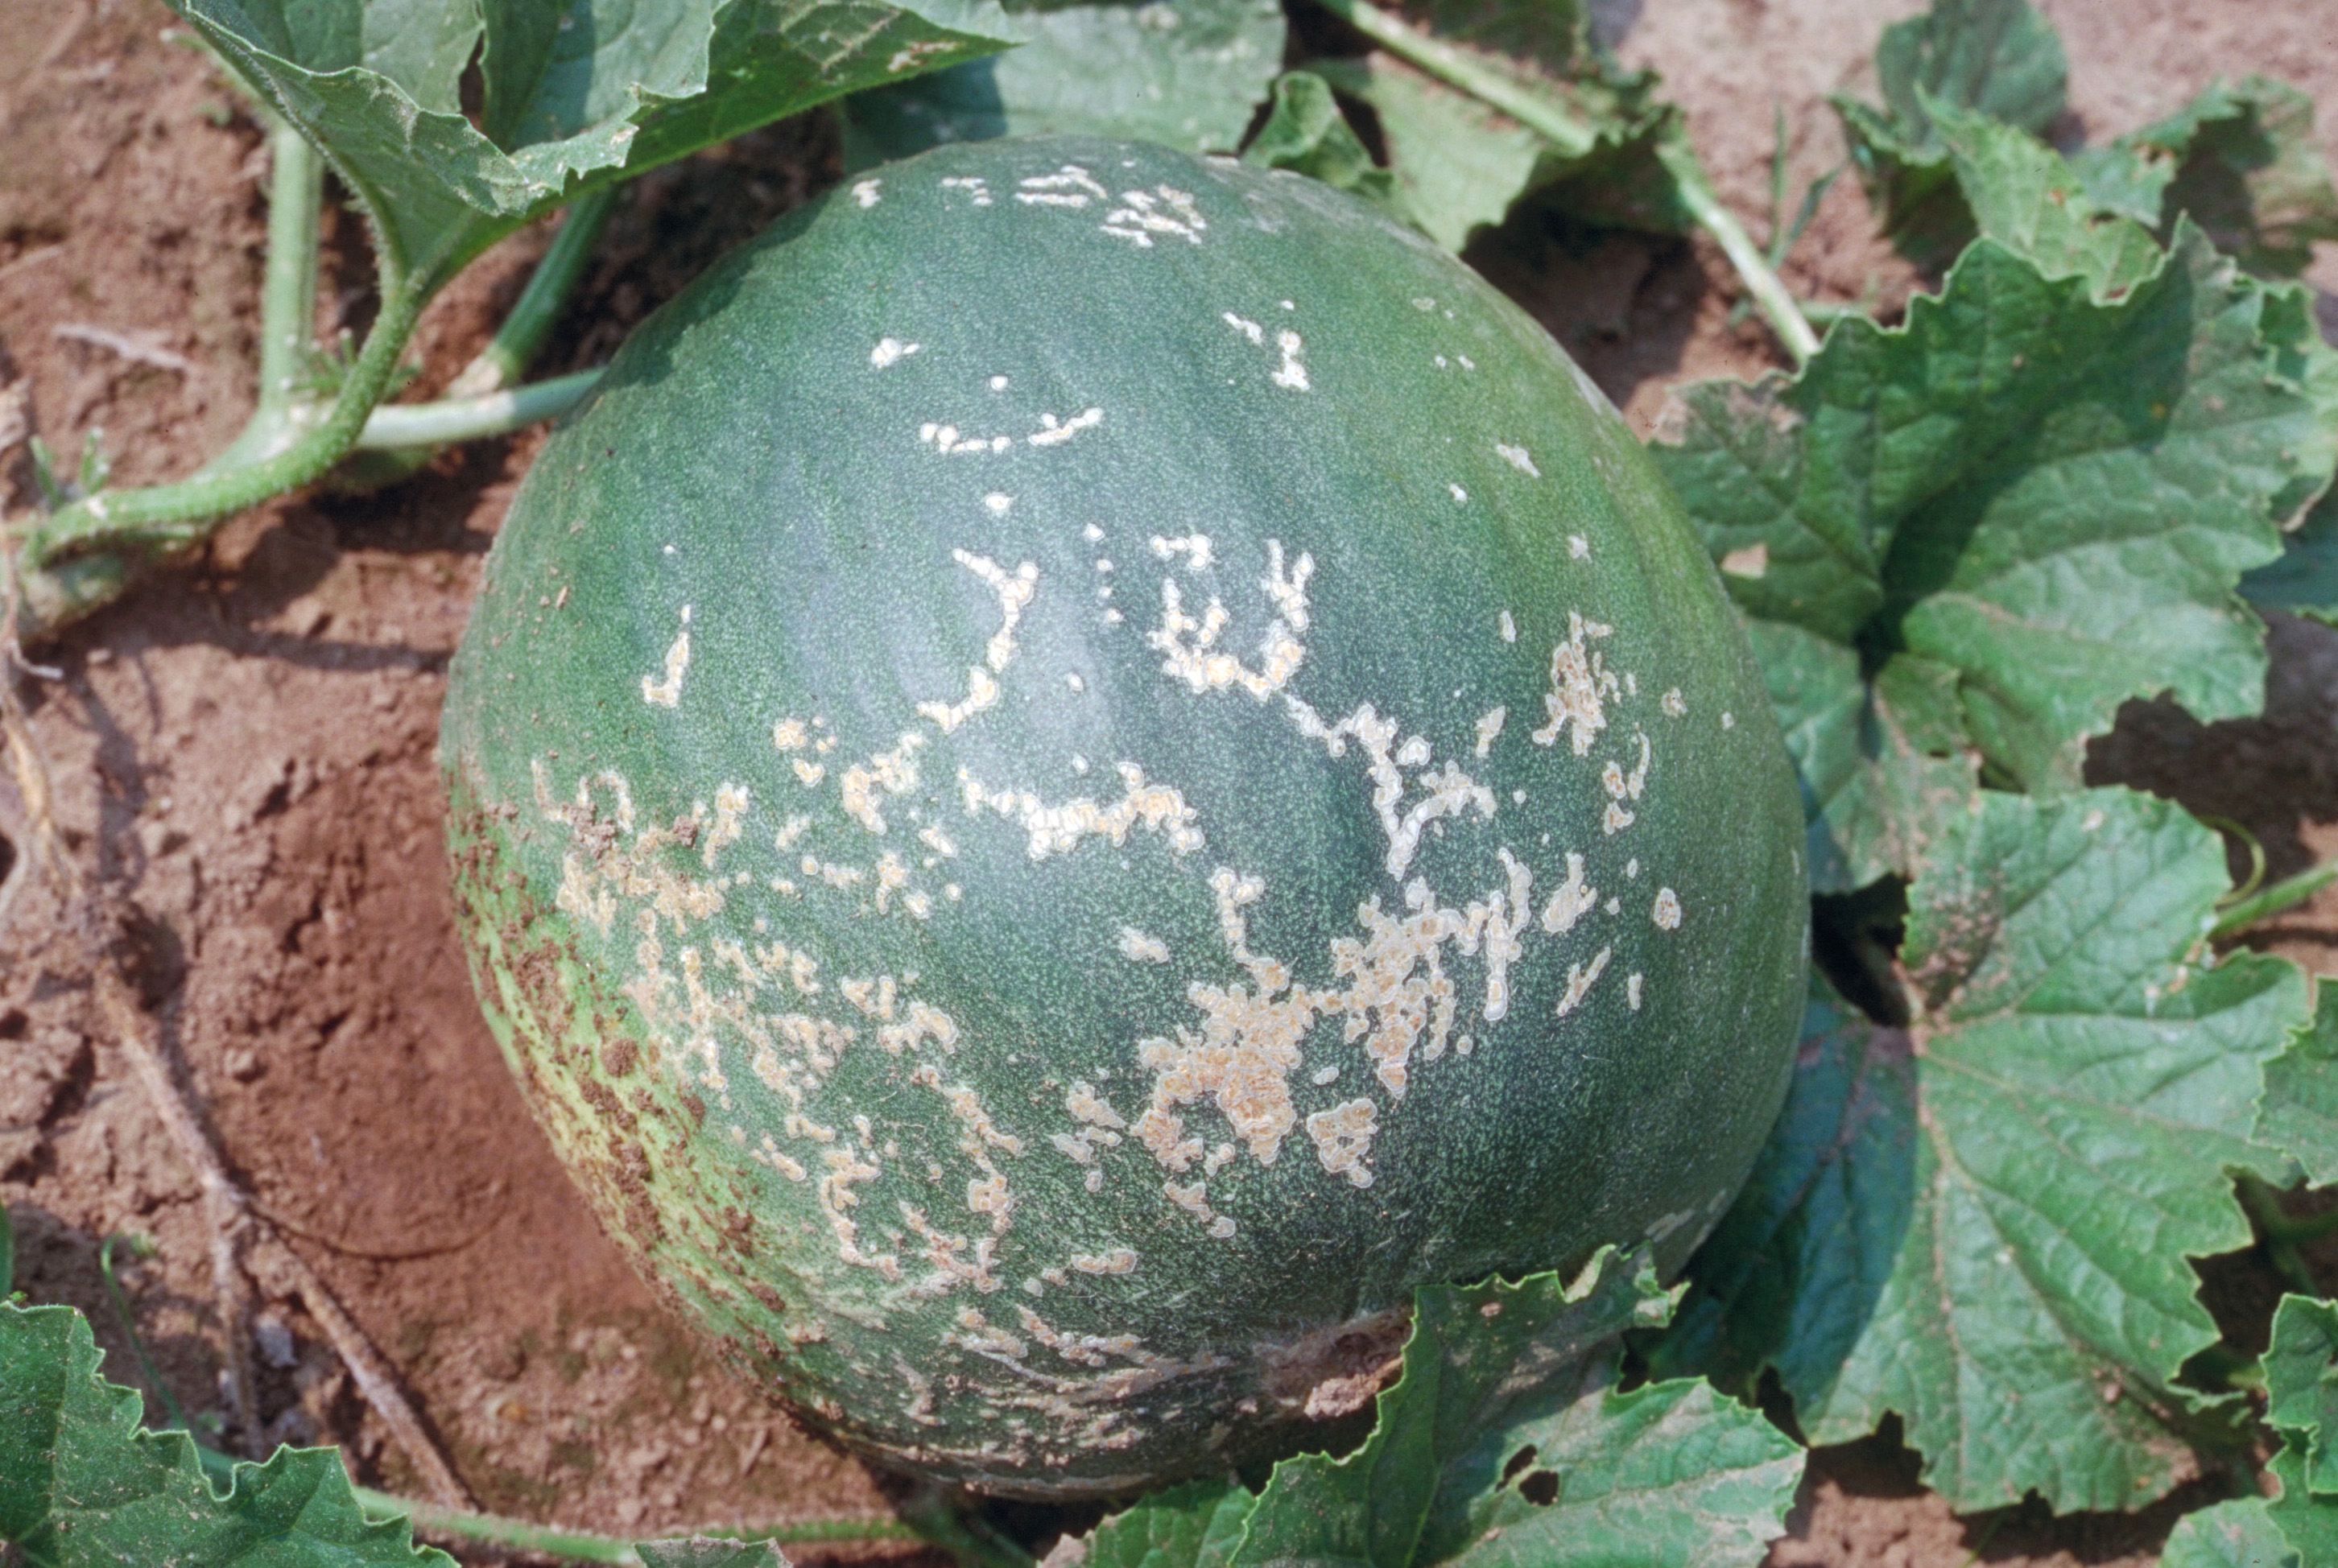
1227,1249,1801,1568
1300,4,1687,256
1086,1479,1255,1568
2266,1295,2338,1497
0,1299,454,1566
1828,0,2067,270
2241,493,2338,628
842,0,1284,166
2077,77,2338,279
2158,1499,2299,1568
1242,72,1408,221
2260,1298,2338,1558
638,1540,791,1568
1741,619,1978,895
2270,1442,2338,1565
1645,974,1917,1405
169,0,1019,291
1655,788,2311,1512
2257,983,2338,1187
1652,225,2334,889
1931,102,2163,301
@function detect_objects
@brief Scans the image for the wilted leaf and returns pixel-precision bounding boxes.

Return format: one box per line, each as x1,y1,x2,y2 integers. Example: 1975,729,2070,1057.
1654,789,2310,1512
170,0,1019,290
844,0,1283,164
0,1300,454,1566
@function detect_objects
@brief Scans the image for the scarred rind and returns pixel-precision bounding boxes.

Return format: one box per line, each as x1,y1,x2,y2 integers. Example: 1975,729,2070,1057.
440,135,1807,1496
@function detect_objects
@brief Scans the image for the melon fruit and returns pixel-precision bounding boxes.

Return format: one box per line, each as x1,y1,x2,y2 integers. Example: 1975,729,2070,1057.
439,134,1807,1498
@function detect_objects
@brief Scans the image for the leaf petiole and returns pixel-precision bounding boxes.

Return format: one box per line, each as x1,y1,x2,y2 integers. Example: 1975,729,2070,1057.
86,1239,960,1568
355,369,603,452
16,260,428,566
442,187,616,402
2207,860,2338,942
1654,134,1823,363
204,106,324,474
1319,0,1597,155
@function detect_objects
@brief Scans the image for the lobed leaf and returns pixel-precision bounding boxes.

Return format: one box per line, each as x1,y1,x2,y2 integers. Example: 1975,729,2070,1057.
1652,203,2335,889
2256,1298,2338,1558
2074,76,2338,279
2257,984,2338,1187
0,1300,455,1566
1931,104,2163,301
1085,1479,1255,1568
169,0,1020,291
2266,1295,2338,1499
1074,1252,1799,1568
1836,2,2337,284
2268,1444,2338,1567
2158,1500,2299,1568
1654,788,2311,1513
1828,0,2066,270
1646,975,1917,1409
842,0,1284,165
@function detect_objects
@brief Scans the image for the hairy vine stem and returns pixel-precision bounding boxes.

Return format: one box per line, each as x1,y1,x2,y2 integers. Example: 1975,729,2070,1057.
204,109,325,476
359,1492,927,1566
103,1261,962,1567
7,138,613,643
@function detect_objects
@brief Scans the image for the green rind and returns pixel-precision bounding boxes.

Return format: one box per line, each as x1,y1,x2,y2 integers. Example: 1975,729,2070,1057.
440,135,1807,1495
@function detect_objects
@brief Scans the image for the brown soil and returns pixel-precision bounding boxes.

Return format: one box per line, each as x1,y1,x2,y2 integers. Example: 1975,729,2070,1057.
2,2,2335,1565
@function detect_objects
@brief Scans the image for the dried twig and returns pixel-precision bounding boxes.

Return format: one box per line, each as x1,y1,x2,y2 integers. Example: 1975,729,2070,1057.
0,501,72,942
92,946,476,1505
52,323,196,374
0,244,65,284
243,1232,475,1506
93,971,261,1453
